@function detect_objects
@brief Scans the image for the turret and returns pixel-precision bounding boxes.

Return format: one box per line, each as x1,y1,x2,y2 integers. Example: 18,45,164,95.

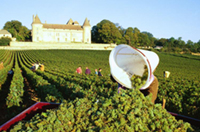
31,14,43,42
83,18,91,43
67,18,73,25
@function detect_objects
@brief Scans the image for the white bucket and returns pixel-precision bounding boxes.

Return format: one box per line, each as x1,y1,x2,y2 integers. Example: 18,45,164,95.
109,44,159,89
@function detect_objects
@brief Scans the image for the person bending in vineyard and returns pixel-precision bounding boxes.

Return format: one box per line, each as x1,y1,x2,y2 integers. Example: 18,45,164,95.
95,69,98,75
76,66,82,74
110,73,158,104
109,44,160,104
40,64,45,71
85,67,91,75
98,68,103,76
0,61,4,70
34,62,40,71
139,74,159,104
30,63,35,71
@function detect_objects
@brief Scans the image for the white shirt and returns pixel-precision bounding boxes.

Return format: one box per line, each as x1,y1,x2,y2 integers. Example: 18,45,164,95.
34,64,40,70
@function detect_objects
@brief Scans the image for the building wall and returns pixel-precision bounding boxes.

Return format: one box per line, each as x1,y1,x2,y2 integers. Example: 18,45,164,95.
83,26,91,43
0,34,12,38
32,24,90,43
32,24,43,42
7,42,116,50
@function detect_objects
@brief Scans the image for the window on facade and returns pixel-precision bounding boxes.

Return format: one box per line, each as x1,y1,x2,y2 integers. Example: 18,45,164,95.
65,38,67,42
57,38,59,42
66,33,68,36
37,37,39,41
73,38,75,42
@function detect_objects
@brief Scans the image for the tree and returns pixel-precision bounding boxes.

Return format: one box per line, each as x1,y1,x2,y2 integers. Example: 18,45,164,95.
117,26,126,37
155,38,168,47
132,28,140,47
3,20,31,41
0,37,11,46
92,20,122,44
142,31,153,38
139,33,150,47
92,26,98,43
124,27,134,45
176,37,185,48
133,27,140,34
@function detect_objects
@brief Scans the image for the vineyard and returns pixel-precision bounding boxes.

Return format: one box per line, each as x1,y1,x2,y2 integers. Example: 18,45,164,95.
0,49,199,131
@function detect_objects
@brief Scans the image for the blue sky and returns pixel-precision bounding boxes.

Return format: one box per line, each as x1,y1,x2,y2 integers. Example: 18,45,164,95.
0,0,199,43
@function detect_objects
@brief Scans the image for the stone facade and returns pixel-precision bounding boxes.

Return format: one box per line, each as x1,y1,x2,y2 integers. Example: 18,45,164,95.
31,15,91,43
6,42,117,50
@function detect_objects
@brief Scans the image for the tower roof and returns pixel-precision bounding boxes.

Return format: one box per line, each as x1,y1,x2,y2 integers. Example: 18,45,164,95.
73,21,79,25
67,18,73,25
32,14,42,24
83,18,90,26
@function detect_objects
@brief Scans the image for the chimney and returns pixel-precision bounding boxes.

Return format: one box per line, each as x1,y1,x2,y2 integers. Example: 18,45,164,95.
33,15,35,22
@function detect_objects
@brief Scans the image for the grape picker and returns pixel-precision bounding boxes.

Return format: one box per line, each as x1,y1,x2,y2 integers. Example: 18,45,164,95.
109,44,159,104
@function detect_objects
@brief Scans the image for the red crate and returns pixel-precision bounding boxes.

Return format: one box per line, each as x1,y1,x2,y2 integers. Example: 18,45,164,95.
168,112,200,127
0,102,60,131
0,102,199,131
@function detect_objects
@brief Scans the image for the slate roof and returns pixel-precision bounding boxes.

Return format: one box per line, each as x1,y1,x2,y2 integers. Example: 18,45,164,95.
43,24,83,30
83,18,90,26
32,14,42,24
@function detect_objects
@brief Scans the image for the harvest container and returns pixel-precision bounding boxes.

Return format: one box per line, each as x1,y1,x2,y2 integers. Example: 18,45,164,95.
109,44,159,89
164,71,170,78
0,102,60,131
0,102,200,131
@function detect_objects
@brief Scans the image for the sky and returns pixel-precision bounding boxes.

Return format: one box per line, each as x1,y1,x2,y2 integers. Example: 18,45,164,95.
0,0,200,43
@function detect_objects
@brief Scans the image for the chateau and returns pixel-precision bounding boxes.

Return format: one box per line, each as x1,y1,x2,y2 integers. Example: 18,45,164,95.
31,15,91,43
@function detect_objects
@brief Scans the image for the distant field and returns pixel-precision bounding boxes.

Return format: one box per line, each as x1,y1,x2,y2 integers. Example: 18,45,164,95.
24,50,200,80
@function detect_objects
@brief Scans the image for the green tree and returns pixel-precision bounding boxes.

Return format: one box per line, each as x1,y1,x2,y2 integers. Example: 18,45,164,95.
141,31,155,47
176,37,185,48
124,27,134,45
3,20,31,41
155,38,168,47
92,26,98,43
92,20,122,44
139,33,150,47
132,28,140,47
142,31,153,38
0,37,11,46
196,40,200,52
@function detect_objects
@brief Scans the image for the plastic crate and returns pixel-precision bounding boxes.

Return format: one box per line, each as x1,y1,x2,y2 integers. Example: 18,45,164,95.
0,102,60,131
0,102,200,131
168,112,200,127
